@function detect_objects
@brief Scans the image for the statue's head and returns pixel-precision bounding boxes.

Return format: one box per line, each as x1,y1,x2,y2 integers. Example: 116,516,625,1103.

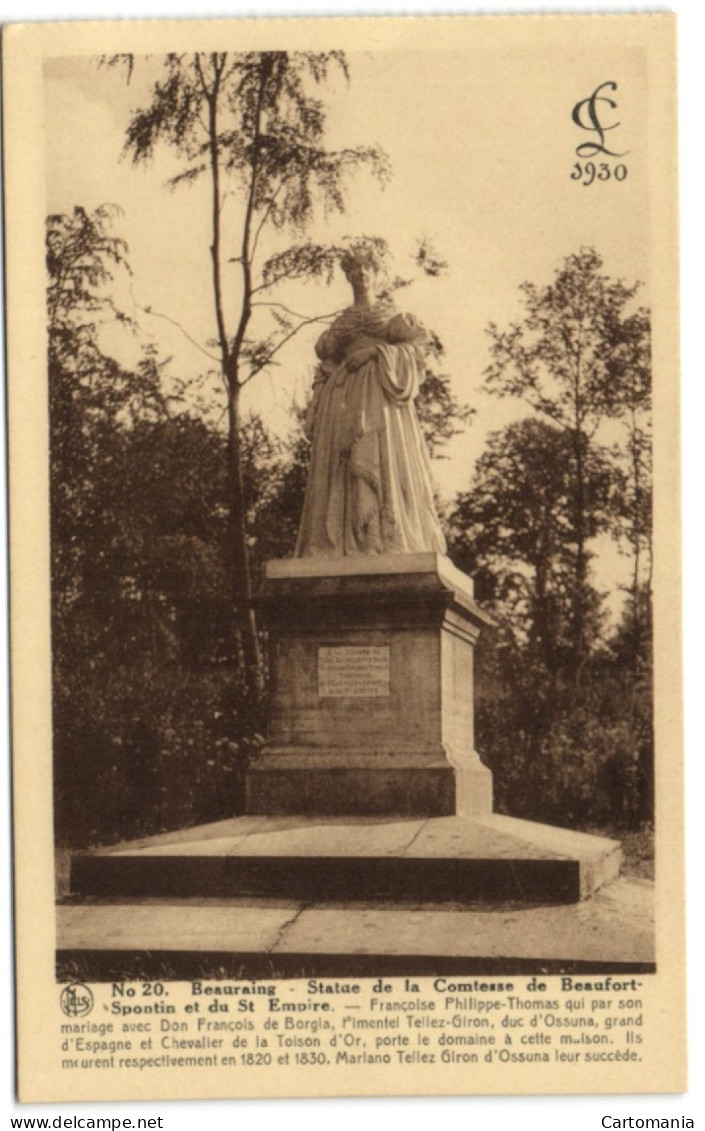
341,244,383,276
340,243,386,292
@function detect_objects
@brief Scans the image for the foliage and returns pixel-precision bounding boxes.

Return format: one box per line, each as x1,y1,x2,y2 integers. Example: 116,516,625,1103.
448,418,614,670
54,662,263,848
104,51,390,687
483,247,651,675
472,628,653,833
445,252,656,832
47,203,131,330
49,207,239,846
484,247,643,430
448,248,653,832
416,331,475,457
49,211,653,846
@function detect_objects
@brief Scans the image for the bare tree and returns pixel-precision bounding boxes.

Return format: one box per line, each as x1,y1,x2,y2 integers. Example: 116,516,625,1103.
106,51,389,689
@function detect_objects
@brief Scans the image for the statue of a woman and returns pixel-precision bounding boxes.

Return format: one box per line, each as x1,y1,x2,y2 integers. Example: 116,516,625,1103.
295,247,447,558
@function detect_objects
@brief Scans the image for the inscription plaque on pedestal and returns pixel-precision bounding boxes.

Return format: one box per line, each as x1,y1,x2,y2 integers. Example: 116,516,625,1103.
318,645,390,698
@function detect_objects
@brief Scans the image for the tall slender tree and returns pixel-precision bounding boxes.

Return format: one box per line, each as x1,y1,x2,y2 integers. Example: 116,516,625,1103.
607,307,652,668
107,51,389,689
483,247,647,677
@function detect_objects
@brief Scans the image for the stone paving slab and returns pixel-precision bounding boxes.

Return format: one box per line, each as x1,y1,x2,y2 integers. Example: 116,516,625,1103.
474,814,622,858
279,879,653,964
116,821,427,859
99,815,428,855
93,817,270,853
57,903,302,953
225,818,426,858
57,878,653,966
402,816,611,861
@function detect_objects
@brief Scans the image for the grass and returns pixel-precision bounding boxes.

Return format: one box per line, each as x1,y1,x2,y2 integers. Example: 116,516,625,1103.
618,825,655,880
579,823,654,880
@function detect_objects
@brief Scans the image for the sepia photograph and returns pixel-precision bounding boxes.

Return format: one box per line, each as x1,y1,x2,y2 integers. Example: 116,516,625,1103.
4,8,685,1105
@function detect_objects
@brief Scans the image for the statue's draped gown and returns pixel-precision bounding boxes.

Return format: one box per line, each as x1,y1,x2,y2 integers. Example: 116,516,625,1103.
295,300,447,557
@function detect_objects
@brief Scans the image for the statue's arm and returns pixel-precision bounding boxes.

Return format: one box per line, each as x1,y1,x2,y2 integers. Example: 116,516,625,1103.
303,360,333,438
344,343,380,371
386,312,429,349
374,313,429,401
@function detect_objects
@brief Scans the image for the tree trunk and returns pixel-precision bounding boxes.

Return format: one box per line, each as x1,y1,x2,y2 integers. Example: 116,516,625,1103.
630,405,642,672
226,376,262,693
571,428,589,682
533,520,556,677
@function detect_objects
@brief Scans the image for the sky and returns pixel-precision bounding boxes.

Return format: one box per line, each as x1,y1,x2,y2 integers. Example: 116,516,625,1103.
43,38,651,596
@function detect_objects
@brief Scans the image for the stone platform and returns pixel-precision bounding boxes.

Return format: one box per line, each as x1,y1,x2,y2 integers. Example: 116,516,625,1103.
56,876,655,979
70,813,622,905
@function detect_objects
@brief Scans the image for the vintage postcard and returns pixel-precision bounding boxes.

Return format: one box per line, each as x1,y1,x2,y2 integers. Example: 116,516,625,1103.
4,12,683,1104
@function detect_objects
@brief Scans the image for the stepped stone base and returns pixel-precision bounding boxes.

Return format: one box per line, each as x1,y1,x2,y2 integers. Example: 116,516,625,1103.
70,813,622,905
69,558,624,926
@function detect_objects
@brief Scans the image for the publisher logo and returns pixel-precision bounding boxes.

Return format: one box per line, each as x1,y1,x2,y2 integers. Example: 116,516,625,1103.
572,81,628,159
60,982,94,1018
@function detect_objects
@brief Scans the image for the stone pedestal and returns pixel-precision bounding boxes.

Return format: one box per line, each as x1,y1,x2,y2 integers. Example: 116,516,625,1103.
70,560,624,912
245,553,494,818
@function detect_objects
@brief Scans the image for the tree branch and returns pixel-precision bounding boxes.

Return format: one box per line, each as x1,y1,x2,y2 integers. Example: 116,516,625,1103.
249,177,288,263
232,55,272,371
241,310,343,385
250,265,312,295
250,300,339,323
136,301,221,362
199,52,230,366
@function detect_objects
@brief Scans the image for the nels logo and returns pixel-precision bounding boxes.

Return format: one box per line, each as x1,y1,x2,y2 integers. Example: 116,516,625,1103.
60,982,94,1018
